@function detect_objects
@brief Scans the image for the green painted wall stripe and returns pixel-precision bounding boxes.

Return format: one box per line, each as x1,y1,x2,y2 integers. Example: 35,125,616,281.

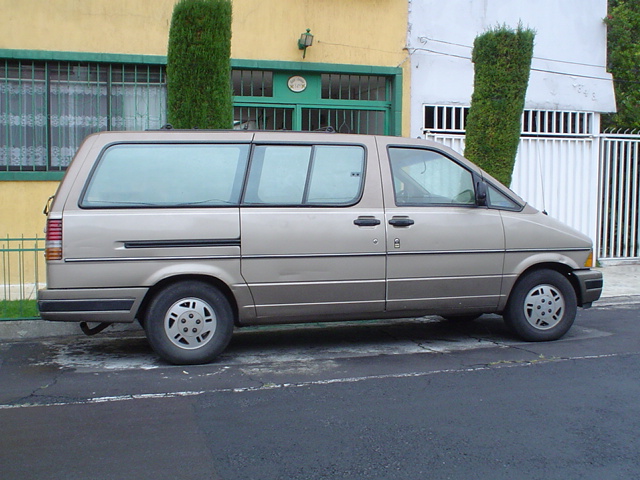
0,49,402,76
0,171,65,181
0,49,167,65
231,58,402,76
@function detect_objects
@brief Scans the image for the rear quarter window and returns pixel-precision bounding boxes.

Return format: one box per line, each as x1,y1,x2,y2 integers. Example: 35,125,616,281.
80,144,250,208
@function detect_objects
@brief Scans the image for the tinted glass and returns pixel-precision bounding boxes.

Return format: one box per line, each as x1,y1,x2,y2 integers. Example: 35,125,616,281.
81,144,250,208
487,184,521,210
389,148,475,206
244,144,365,206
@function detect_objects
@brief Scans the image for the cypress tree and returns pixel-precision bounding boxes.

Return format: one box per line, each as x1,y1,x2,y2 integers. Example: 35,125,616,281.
464,25,535,186
604,0,640,130
167,0,233,129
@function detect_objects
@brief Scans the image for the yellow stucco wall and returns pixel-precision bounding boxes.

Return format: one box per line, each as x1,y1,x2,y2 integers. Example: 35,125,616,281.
1,0,410,237
0,182,58,237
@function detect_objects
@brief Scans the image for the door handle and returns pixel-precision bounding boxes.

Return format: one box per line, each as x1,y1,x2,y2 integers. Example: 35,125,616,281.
389,216,414,227
354,216,381,227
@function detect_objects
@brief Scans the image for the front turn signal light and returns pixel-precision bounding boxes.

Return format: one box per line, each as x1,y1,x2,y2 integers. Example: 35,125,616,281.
584,250,594,268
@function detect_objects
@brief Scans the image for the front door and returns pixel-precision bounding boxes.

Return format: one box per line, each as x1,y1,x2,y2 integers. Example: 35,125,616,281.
378,138,505,314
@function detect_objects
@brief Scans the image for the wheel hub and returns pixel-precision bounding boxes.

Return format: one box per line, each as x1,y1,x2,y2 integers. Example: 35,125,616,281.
177,310,205,337
164,298,217,349
524,284,565,330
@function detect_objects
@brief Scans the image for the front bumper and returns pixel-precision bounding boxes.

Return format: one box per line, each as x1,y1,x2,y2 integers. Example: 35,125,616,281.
571,269,604,307
37,287,147,323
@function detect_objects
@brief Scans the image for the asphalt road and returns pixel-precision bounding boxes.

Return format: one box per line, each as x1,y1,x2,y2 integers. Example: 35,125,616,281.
1,301,639,480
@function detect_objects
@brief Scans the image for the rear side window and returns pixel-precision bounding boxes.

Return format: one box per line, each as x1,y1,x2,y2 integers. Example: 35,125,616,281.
81,144,250,208
243,144,365,206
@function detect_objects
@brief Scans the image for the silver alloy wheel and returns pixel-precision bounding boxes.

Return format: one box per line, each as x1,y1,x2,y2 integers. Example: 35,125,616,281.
164,297,217,350
523,284,565,330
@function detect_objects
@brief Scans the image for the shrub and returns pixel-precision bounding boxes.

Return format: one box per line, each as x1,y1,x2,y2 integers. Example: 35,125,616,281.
167,0,233,129
603,0,640,130
464,25,535,186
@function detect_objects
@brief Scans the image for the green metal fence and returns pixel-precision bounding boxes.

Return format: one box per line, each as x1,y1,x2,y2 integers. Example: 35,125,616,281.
0,236,44,321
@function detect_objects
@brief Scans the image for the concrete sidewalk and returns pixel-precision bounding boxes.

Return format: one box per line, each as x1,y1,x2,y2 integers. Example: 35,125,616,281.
595,263,640,304
1,264,638,341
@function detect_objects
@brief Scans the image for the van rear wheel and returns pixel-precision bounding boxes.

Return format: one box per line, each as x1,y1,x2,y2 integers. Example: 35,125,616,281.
144,281,233,365
503,269,577,341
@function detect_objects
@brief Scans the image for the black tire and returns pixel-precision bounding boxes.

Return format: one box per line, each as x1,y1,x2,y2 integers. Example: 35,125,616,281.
144,281,234,365
503,269,577,341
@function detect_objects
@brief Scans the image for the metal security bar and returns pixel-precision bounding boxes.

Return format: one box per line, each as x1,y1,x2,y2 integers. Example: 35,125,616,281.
522,110,593,136
423,105,468,133
233,106,293,130
301,108,385,134
599,133,640,261
321,74,387,101
422,106,594,137
1,236,44,321
0,59,167,172
232,70,273,97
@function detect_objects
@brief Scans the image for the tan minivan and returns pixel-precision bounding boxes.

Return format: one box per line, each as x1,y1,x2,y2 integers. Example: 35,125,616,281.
38,130,603,365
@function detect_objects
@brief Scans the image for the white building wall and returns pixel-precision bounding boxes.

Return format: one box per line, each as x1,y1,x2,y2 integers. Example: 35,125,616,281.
408,0,616,138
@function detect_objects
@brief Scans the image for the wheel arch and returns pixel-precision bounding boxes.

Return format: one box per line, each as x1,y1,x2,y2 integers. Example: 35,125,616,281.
137,274,240,328
507,262,583,308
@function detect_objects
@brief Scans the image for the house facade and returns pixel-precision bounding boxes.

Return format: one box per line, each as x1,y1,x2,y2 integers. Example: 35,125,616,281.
1,0,627,261
408,0,618,260
0,0,409,237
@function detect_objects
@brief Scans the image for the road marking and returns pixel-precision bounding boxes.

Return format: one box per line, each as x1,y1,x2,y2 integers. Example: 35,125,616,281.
1,352,630,410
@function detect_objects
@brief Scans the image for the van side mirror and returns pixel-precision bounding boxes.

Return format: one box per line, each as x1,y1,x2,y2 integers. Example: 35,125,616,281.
476,181,488,206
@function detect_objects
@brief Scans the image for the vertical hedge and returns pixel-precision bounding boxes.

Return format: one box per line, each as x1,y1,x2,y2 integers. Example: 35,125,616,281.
604,0,640,130
464,25,535,186
167,0,233,129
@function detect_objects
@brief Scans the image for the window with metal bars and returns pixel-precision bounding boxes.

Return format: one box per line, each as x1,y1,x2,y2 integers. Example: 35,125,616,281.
232,70,273,97
423,105,594,137
321,74,387,101
0,60,166,171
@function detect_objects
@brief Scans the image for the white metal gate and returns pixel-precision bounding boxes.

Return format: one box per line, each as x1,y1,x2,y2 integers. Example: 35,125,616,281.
426,133,600,261
424,107,640,264
599,132,640,262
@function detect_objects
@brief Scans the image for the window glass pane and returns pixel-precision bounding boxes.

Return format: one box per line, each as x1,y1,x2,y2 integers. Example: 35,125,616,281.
487,185,520,210
49,63,109,169
1,59,168,172
244,146,312,205
321,74,387,101
0,62,47,170
233,106,293,131
301,108,385,134
232,70,273,97
307,146,364,204
82,144,249,208
110,65,166,130
389,148,475,205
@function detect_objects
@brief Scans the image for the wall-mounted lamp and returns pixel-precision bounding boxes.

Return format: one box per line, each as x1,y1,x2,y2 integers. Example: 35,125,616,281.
298,29,314,59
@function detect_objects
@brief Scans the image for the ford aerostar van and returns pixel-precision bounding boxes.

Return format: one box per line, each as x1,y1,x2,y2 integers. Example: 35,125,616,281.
38,130,603,365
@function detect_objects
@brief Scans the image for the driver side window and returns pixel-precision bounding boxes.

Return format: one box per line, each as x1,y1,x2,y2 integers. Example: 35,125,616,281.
389,147,475,206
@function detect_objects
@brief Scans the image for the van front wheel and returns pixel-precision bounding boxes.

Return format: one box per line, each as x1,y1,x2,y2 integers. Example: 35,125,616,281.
503,270,577,341
144,281,234,365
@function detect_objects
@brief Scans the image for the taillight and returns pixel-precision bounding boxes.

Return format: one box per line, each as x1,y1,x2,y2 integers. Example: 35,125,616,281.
45,219,63,261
